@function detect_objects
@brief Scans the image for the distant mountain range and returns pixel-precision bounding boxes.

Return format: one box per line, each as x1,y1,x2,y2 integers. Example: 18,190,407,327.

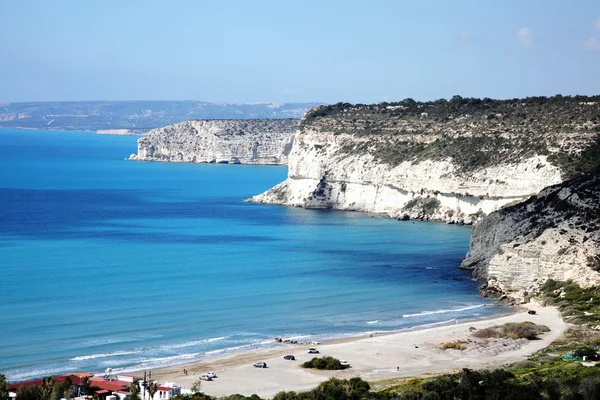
0,101,321,133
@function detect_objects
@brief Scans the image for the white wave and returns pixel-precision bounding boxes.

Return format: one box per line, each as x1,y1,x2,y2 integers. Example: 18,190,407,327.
407,319,458,330
159,336,227,350
204,349,226,356
280,334,312,341
403,304,487,318
7,365,75,382
207,336,226,342
203,339,275,357
138,353,200,365
82,334,163,347
366,320,379,324
71,350,141,361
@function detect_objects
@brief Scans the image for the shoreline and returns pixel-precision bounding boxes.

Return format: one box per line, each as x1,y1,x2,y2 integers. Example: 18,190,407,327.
132,305,566,398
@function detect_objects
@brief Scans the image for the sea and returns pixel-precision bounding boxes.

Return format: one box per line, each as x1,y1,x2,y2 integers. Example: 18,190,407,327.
0,128,508,382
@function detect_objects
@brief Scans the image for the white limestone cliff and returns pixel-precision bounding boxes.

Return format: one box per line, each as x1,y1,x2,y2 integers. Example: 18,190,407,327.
461,173,600,302
129,119,298,165
250,128,565,224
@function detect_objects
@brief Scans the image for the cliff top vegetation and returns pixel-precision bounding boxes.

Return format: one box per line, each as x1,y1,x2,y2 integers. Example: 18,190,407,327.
301,95,600,175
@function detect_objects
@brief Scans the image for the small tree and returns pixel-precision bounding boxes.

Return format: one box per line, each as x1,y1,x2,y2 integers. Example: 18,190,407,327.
50,383,63,400
0,374,9,400
147,382,158,400
41,377,54,399
129,381,141,400
64,388,74,400
190,378,202,394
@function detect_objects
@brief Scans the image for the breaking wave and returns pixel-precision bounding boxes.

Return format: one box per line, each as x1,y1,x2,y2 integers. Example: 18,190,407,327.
402,304,487,318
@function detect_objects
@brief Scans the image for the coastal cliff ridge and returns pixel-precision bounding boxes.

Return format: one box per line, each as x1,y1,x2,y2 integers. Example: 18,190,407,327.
129,118,299,165
250,95,599,224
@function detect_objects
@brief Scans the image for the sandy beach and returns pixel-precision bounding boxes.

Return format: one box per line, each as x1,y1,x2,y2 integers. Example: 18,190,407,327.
139,305,567,398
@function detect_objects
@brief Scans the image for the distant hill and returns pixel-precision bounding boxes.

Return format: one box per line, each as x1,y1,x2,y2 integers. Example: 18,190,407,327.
0,101,321,133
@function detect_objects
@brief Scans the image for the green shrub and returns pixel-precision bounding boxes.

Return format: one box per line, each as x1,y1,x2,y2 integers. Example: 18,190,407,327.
403,196,441,215
573,346,598,358
301,356,350,370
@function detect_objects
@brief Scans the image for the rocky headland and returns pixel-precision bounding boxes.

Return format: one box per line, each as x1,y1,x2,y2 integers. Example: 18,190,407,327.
250,96,599,223
462,171,600,303
250,95,600,298
129,119,299,165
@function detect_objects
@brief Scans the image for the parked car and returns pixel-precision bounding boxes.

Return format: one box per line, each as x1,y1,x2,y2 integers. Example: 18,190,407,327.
283,355,295,360
254,362,267,368
340,360,350,366
204,372,217,379
200,374,213,381
307,348,319,354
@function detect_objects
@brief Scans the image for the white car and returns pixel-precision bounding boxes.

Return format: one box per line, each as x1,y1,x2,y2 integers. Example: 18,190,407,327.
204,372,217,379
254,362,267,368
307,348,319,354
340,360,349,366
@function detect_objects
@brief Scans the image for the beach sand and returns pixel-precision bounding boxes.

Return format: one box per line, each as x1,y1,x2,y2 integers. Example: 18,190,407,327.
139,305,567,398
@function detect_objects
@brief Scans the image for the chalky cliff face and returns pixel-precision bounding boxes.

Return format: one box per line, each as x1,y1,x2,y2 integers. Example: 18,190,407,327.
250,98,599,224
130,119,298,165
461,173,600,303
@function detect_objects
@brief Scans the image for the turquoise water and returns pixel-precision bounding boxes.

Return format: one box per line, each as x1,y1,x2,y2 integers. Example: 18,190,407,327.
0,128,505,381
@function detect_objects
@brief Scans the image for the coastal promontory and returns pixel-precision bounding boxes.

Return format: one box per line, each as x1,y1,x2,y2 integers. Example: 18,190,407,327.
250,96,599,223
129,119,299,165
462,170,600,302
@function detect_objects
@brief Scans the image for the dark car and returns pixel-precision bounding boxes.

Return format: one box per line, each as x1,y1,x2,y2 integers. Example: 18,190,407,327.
283,355,295,360
253,362,267,368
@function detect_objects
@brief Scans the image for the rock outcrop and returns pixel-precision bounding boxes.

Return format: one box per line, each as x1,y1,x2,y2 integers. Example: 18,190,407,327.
461,172,600,302
129,119,298,165
250,97,599,223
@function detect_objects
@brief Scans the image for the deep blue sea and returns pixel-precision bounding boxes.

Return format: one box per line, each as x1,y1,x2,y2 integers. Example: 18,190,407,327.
0,128,507,382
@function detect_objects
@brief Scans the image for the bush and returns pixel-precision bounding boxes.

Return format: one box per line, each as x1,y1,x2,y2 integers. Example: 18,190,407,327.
472,322,550,340
471,327,498,339
273,378,369,400
440,340,468,350
573,346,598,358
302,357,350,370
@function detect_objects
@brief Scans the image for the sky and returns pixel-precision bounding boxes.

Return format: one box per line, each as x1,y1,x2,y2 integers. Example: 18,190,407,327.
1,0,600,104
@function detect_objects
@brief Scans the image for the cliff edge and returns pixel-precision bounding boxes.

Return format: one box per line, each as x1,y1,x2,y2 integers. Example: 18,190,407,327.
129,119,298,165
461,172,600,303
250,96,599,223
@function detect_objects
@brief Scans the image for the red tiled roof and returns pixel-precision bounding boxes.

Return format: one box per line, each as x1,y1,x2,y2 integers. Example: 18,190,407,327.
158,386,172,391
89,378,130,392
8,373,93,391
9,379,42,391
61,374,89,386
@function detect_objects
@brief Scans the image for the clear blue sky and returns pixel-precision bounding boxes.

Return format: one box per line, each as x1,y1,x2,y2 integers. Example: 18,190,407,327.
1,0,599,103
